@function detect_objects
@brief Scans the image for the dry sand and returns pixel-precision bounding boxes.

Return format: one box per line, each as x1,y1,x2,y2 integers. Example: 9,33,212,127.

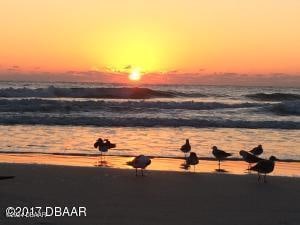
0,163,299,225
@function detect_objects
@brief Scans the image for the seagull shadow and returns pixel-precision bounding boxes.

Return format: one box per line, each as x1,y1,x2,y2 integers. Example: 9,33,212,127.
180,163,190,170
214,169,229,173
0,176,15,180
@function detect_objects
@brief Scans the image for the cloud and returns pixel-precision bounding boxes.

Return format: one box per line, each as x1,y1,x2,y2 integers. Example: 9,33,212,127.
7,65,20,72
141,72,300,87
0,68,299,87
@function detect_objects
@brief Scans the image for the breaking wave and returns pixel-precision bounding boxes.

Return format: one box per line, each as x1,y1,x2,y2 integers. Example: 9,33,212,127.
0,115,298,129
264,101,300,116
0,86,177,99
0,99,299,116
0,85,298,129
0,99,266,113
246,93,300,101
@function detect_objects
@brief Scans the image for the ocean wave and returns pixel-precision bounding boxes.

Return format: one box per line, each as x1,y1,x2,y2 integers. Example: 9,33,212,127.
0,115,299,129
1,99,299,116
0,86,176,99
0,99,266,113
265,101,300,116
171,91,208,98
246,93,300,101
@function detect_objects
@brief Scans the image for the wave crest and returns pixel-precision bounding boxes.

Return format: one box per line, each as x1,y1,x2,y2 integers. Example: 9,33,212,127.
246,93,300,101
0,99,265,112
0,86,176,99
0,115,298,129
1,99,299,116
266,101,300,116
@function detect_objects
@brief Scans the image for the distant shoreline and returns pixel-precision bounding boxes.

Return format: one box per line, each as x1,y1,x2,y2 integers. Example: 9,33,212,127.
0,79,299,88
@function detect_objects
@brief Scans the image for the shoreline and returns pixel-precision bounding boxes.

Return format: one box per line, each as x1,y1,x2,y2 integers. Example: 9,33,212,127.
1,123,300,129
1,151,299,162
1,153,299,178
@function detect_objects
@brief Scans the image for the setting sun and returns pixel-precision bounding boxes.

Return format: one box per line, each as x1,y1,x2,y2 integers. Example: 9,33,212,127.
129,69,142,81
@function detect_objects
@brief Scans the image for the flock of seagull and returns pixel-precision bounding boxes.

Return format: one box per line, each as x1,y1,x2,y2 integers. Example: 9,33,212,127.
94,138,279,183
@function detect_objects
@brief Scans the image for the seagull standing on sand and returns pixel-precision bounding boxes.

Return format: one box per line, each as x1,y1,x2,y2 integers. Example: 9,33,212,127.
239,150,263,170
249,156,278,183
128,155,151,176
94,138,107,163
250,145,263,156
212,146,232,171
180,139,191,158
186,152,199,172
94,138,116,164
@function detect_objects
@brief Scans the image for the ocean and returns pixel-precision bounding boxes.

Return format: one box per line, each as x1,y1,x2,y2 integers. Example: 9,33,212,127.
0,81,299,160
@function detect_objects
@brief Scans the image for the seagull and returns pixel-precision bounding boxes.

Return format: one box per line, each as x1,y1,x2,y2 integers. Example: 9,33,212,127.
250,144,263,156
186,152,199,172
94,138,107,164
212,146,232,171
127,155,151,176
249,156,279,183
94,138,103,149
104,139,116,149
94,138,116,164
180,139,191,158
239,150,263,170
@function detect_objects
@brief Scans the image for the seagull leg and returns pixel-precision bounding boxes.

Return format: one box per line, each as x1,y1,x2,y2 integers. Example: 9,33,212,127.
194,165,195,173
135,168,137,176
142,169,144,176
264,174,267,183
218,160,221,171
258,173,261,183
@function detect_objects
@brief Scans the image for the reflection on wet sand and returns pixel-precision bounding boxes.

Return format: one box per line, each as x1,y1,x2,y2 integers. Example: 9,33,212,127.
0,153,299,177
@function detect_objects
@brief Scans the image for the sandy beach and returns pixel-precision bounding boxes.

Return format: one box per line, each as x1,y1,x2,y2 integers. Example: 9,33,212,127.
0,162,299,225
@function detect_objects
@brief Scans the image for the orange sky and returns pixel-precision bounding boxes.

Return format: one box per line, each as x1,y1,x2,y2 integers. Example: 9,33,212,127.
0,0,300,83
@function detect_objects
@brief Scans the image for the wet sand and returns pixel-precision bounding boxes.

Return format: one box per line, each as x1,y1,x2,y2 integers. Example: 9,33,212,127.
0,153,299,177
0,163,299,225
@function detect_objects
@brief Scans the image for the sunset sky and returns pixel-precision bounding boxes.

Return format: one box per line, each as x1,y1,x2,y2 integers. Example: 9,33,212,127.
0,0,300,85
